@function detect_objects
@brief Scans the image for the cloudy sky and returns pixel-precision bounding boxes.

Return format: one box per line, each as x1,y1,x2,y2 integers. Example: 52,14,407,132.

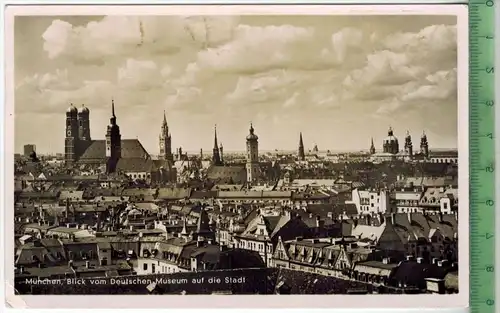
14,14,458,154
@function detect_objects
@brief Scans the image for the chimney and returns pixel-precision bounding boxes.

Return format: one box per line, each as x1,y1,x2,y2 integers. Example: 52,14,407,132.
139,232,144,238
68,260,74,268
197,239,204,247
416,257,424,264
432,257,439,265
129,225,134,231
315,216,321,228
438,212,443,223
85,261,90,269
207,239,213,245
382,257,391,264
406,255,414,261
66,223,71,228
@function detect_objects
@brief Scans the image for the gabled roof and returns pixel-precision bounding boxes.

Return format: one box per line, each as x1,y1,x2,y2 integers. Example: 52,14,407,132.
157,188,191,200
116,158,153,172
78,139,150,161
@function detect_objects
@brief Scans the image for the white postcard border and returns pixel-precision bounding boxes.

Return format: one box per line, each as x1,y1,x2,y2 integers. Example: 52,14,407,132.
3,3,469,309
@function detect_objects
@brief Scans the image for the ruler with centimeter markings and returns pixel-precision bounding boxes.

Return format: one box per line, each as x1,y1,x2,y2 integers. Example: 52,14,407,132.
469,0,496,312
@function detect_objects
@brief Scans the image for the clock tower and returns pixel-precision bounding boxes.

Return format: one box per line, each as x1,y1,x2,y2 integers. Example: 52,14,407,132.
159,111,173,162
64,104,79,165
105,99,122,173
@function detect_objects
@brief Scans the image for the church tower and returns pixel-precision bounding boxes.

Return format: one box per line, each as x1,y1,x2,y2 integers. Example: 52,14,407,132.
383,126,399,154
212,125,222,166
420,131,429,159
404,131,413,157
219,142,224,164
246,123,259,183
298,132,305,161
159,111,173,162
105,99,121,173
64,104,79,165
369,138,376,154
78,104,91,142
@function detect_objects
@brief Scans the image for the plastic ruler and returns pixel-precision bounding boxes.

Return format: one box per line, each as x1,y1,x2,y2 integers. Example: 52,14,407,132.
469,0,496,312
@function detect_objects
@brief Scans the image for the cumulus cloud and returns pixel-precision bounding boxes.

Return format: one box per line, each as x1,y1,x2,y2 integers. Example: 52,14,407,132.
343,24,457,115
117,58,170,90
195,24,317,74
15,70,114,114
42,16,239,63
330,27,364,63
16,15,459,153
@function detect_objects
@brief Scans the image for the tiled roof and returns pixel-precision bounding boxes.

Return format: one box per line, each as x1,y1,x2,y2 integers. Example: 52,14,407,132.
78,139,150,161
206,166,247,184
190,191,218,199
59,190,84,201
157,188,192,200
391,260,449,289
429,150,458,157
116,158,154,172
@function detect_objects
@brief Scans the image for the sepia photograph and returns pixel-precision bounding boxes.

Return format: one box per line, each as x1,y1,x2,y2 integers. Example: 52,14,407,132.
5,4,468,309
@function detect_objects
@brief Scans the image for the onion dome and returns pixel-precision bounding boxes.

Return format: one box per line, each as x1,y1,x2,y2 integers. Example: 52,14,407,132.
383,127,398,144
66,104,78,114
246,123,259,141
79,104,89,114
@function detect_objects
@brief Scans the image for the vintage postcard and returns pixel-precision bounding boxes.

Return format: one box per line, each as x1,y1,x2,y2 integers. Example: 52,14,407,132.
4,4,468,309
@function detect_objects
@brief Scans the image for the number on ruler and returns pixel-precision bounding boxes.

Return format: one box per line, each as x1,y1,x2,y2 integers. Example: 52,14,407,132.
486,100,494,106
486,0,494,6
486,67,494,73
485,233,494,239
486,200,495,206
486,299,495,306
486,266,494,272
486,133,494,139
486,35,494,39
485,165,495,172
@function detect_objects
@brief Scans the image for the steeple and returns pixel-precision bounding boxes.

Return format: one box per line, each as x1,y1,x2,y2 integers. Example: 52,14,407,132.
159,109,172,162
245,122,259,183
404,130,413,157
213,125,219,149
212,125,222,165
370,137,376,154
420,130,429,158
298,132,305,161
110,98,117,125
105,98,121,173
181,218,188,235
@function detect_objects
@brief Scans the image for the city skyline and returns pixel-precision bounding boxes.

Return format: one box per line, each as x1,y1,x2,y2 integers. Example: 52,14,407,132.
15,15,458,154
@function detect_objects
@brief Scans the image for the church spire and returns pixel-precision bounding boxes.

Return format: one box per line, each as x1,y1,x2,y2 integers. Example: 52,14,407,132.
370,137,376,154
212,125,222,165
213,124,219,149
163,110,167,126
110,98,117,125
298,132,305,161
